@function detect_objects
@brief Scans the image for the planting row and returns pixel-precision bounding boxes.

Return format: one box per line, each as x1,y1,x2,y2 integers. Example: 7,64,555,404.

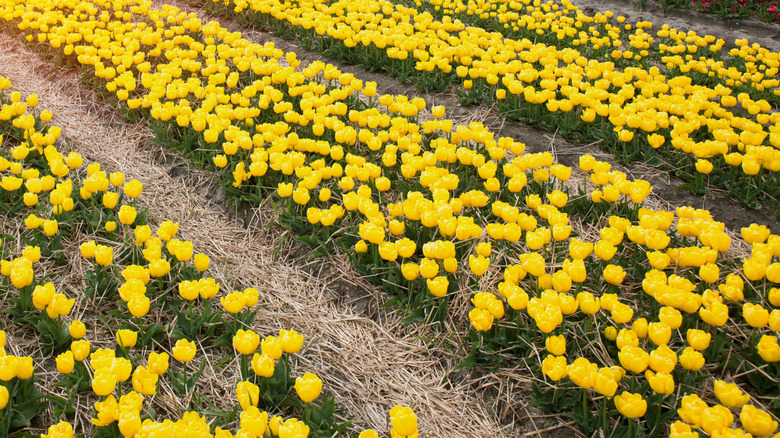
195,0,780,214
3,0,780,435
0,80,418,437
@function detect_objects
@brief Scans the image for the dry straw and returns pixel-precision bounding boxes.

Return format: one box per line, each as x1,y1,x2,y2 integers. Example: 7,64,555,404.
0,3,760,434
0,31,518,437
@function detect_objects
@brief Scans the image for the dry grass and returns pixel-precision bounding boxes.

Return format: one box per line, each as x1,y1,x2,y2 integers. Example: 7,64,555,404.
0,31,519,437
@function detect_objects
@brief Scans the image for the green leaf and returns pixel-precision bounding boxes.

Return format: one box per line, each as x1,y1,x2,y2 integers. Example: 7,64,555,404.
400,309,426,324
453,354,478,372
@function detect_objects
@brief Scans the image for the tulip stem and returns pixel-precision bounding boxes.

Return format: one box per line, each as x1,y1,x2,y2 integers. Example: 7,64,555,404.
241,354,250,381
600,399,607,436
653,397,662,436
183,362,189,402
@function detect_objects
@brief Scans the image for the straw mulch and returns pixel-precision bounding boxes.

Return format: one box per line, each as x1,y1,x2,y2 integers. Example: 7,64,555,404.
0,32,527,437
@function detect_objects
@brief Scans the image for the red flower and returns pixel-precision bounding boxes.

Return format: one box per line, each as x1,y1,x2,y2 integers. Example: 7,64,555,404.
769,5,777,13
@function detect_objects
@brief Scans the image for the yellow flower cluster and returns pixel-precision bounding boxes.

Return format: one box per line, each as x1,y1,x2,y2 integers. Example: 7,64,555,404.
4,0,780,434
0,78,407,438
206,0,780,204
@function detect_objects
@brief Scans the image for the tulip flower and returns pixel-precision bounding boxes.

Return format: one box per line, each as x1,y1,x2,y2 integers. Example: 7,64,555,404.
172,339,197,363
594,367,618,397
237,381,260,410
700,405,734,435
469,308,494,331
279,418,310,438
700,301,729,327
740,405,779,437
147,352,169,375
42,422,74,438
92,368,117,396
233,329,261,355
295,372,322,403
645,370,674,395
221,291,246,314
127,294,150,318
619,346,650,374
541,355,567,381
71,340,90,362
240,406,268,436
426,276,449,297
116,329,138,348
616,329,639,349
757,335,780,362
713,380,750,408
131,366,158,395
251,353,275,378
545,335,566,356
611,303,634,324
604,326,618,341
603,264,626,285
679,347,705,371
631,318,648,338
279,329,304,354
567,357,597,389
678,393,708,428
649,345,677,373
614,391,647,418
118,205,137,225
401,263,419,281
193,253,210,272
743,303,769,328
123,179,142,198
56,351,75,375
686,329,711,351
659,307,682,329
648,322,672,346
669,421,696,438
390,406,418,437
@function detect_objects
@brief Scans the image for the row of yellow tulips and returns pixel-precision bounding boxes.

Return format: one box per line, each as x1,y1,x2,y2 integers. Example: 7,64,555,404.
195,0,780,212
0,78,417,437
2,0,780,435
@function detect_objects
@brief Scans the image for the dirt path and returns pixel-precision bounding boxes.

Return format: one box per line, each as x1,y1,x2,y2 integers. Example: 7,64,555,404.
0,33,524,437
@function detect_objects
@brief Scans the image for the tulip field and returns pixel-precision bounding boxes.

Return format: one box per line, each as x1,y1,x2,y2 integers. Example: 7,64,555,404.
1,0,780,436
